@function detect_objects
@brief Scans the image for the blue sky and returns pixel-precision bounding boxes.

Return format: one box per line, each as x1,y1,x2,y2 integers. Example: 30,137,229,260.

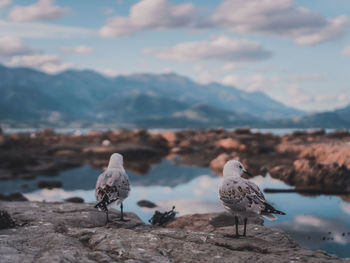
0,0,350,112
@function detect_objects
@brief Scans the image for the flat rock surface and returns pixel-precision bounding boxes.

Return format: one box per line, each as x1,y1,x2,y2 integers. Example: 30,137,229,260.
0,201,348,263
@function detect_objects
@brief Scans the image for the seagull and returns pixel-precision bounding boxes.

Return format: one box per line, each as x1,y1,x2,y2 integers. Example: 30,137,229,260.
95,153,130,223
219,160,285,238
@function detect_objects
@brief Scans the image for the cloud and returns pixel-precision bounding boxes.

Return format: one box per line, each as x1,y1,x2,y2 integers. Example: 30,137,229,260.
0,36,33,57
208,0,350,45
341,46,350,56
0,0,11,8
143,36,272,62
99,0,349,45
277,214,349,250
0,19,94,39
9,0,69,22
99,0,196,37
340,203,350,215
222,73,269,92
60,45,94,54
96,68,120,77
7,54,72,74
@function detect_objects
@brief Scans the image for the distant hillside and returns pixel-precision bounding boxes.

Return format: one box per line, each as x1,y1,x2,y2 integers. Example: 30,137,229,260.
265,105,350,128
0,64,305,128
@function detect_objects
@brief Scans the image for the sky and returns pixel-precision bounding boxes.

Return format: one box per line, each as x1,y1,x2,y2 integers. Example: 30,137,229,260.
0,0,350,112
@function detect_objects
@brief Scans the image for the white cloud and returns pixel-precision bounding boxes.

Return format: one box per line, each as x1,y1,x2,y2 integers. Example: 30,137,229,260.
60,45,94,54
99,0,349,45
0,36,33,57
221,62,240,72
222,73,268,92
9,0,69,22
209,0,350,45
0,19,94,39
0,0,11,8
341,46,350,56
99,0,196,37
96,67,120,77
143,36,271,62
7,54,72,74
340,203,350,215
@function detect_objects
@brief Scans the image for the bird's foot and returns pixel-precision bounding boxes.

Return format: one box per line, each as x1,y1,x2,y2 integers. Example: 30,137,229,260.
119,217,130,222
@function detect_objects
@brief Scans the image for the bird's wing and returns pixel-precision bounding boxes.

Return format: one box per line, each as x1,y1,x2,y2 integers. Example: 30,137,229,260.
219,177,265,215
95,168,130,202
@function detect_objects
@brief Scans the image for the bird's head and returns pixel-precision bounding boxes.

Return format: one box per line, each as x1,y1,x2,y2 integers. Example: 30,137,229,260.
108,153,124,169
223,160,252,178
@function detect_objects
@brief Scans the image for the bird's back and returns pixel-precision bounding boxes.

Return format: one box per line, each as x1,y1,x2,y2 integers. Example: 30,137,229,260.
95,167,130,204
219,176,265,217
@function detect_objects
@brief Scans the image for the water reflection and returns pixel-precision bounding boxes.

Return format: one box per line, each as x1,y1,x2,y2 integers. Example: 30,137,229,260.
1,160,350,258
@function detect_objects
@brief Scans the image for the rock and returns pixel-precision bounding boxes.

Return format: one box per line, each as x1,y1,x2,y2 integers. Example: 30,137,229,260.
137,199,157,208
160,131,177,147
216,138,241,150
0,201,346,263
83,146,116,155
54,149,76,156
167,213,263,232
0,210,15,230
37,180,62,189
0,192,28,201
65,197,85,203
234,127,251,134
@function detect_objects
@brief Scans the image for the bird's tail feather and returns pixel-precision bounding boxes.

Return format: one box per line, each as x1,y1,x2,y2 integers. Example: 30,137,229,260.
94,195,119,212
263,202,286,215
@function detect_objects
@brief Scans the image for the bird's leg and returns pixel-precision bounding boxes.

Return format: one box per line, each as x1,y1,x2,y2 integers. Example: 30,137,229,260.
243,218,248,237
224,215,240,238
234,216,240,238
119,202,129,222
105,209,109,225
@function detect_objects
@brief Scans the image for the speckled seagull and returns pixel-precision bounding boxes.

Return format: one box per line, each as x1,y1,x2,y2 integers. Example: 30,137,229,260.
219,160,285,238
95,153,130,223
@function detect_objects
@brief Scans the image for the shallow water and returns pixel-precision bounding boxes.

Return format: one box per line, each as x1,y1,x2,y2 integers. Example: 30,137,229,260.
3,127,346,136
1,160,350,258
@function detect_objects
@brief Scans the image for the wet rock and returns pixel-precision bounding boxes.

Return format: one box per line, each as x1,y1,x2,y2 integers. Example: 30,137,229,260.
137,199,157,208
216,138,241,150
0,210,15,229
0,192,28,201
54,149,77,156
234,127,251,134
160,131,177,147
37,180,62,189
0,201,345,263
65,197,84,203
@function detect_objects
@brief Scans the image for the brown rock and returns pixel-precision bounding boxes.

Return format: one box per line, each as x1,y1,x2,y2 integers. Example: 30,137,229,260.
160,131,177,147
216,138,240,150
55,150,76,156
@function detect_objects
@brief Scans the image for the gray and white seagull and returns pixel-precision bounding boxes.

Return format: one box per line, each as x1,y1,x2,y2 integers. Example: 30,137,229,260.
95,153,130,223
219,160,285,238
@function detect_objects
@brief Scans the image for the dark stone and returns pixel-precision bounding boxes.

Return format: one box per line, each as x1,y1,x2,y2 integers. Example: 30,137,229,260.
38,181,62,189
0,210,15,229
137,199,157,208
0,192,28,201
65,197,84,203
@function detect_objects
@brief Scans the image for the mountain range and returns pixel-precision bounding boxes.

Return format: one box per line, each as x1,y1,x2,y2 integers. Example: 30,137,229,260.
0,64,349,128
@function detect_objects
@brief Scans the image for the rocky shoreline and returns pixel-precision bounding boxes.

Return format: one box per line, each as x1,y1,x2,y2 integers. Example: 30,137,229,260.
1,201,348,262
1,128,349,192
